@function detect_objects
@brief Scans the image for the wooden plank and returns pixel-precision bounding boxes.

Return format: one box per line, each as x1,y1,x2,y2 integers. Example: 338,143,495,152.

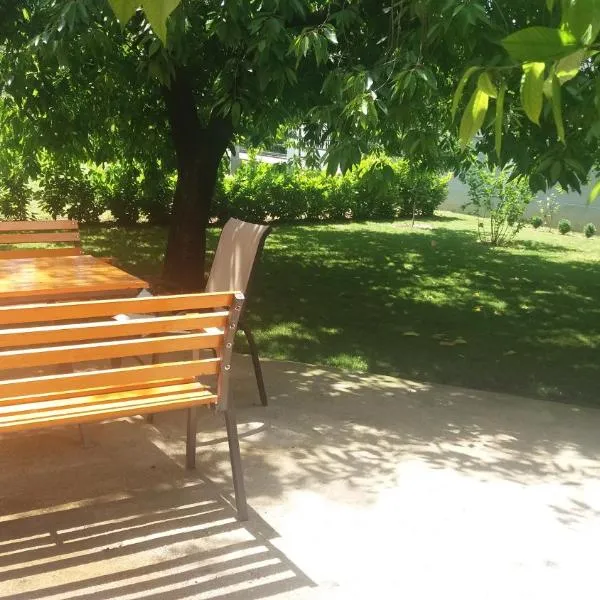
0,377,200,406
0,359,220,402
0,382,213,416
0,312,228,348
0,391,216,433
0,232,80,244
0,291,236,325
0,331,223,371
0,247,83,259
0,381,204,411
0,220,79,232
0,255,149,303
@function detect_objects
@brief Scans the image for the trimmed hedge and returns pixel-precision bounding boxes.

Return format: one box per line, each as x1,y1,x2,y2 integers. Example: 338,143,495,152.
216,155,449,223
1,153,448,224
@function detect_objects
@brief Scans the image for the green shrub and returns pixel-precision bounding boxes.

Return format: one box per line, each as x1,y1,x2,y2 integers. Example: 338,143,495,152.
558,219,571,235
92,162,141,226
464,161,533,246
531,215,543,229
0,175,31,220
219,154,448,223
37,159,105,223
584,222,596,238
537,190,561,230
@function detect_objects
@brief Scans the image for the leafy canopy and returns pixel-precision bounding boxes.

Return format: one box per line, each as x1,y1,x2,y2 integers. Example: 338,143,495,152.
453,0,600,198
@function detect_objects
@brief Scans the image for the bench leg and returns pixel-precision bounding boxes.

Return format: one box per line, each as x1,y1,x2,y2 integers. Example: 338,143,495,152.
186,407,198,470
224,410,248,521
240,323,268,407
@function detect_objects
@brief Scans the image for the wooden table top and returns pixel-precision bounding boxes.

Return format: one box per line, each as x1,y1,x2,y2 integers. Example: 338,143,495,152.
0,254,148,304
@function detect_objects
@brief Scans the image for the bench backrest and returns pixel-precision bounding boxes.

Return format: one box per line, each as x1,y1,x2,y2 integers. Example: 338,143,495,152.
0,220,82,259
0,291,243,411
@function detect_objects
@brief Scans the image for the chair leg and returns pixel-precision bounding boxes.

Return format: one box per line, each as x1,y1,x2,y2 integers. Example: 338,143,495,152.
240,323,268,406
224,409,248,521
186,407,198,470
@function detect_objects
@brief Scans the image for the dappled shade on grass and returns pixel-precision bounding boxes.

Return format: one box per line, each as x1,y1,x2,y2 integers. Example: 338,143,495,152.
81,214,600,406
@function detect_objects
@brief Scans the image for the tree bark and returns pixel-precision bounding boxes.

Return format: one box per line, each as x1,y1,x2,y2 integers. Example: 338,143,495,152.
162,69,232,291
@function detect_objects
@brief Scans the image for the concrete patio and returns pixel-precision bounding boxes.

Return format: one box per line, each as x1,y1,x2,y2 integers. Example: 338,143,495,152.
1,355,599,599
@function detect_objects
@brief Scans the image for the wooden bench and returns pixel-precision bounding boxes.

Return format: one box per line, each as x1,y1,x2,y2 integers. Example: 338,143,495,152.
0,220,82,259
0,291,248,520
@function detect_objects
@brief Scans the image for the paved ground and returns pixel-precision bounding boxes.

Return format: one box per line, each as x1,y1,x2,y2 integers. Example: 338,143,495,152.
1,355,600,599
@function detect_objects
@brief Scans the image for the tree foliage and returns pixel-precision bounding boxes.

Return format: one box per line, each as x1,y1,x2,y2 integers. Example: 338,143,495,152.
1,0,488,288
453,0,600,197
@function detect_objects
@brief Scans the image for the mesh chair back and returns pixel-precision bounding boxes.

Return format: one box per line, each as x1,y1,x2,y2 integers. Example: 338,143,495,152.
205,218,270,294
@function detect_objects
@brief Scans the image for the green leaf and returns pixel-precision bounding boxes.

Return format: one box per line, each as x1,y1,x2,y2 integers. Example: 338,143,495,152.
546,0,556,11
495,83,506,159
502,27,579,62
520,62,545,125
141,0,181,45
551,75,566,142
451,66,480,120
562,0,600,43
542,64,556,98
555,49,587,83
108,0,139,25
322,25,338,44
477,72,498,98
459,88,489,149
589,179,600,203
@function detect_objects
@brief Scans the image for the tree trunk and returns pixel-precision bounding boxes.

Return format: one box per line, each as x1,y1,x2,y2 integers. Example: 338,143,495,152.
161,69,232,291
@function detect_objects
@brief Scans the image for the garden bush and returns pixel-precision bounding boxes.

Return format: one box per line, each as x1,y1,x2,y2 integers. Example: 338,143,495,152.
558,219,571,235
464,161,533,246
531,215,543,229
1,152,447,225
584,222,596,238
36,158,105,223
218,154,449,223
0,175,31,220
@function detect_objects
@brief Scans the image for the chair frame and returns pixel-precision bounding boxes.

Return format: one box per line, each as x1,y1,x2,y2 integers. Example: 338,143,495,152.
208,220,272,407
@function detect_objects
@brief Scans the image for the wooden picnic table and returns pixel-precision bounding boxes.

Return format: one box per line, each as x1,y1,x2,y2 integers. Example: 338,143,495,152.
0,254,148,305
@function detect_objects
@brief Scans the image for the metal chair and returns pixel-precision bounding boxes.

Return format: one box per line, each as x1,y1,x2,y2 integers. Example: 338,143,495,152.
205,218,271,407
116,218,271,408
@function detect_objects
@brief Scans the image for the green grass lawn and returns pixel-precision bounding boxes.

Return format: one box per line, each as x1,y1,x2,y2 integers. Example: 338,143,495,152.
82,212,600,406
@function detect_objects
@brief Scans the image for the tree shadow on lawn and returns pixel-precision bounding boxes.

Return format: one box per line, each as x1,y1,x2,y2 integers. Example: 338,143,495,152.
81,225,222,287
510,238,569,253
247,225,600,407
80,222,599,406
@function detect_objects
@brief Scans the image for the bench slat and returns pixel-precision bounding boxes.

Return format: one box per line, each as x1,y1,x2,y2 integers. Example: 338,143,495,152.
0,385,216,433
0,332,223,371
0,381,203,414
0,381,213,417
0,312,228,348
0,232,81,244
0,220,79,231
0,359,220,403
0,292,235,325
0,378,198,405
0,247,83,259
